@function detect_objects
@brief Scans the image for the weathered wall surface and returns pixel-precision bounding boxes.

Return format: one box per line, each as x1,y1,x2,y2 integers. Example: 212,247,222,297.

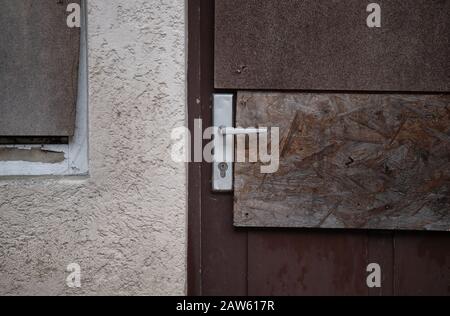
0,0,186,295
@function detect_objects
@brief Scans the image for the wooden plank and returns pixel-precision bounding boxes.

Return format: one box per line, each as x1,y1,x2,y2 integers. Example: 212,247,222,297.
234,92,450,231
0,0,80,136
248,230,369,295
394,231,450,295
215,0,450,92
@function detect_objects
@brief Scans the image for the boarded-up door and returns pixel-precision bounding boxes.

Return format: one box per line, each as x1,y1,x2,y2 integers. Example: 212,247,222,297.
188,0,450,296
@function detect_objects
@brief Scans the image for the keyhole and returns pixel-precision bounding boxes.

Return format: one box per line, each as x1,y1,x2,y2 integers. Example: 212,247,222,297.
218,162,228,178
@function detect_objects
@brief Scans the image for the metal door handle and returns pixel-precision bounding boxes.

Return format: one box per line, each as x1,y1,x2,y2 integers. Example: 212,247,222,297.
218,126,267,136
213,94,233,192
212,95,269,192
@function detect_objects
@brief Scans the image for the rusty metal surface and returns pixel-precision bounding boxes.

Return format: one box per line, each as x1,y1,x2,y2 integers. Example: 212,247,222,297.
234,92,450,230
0,0,80,136
215,0,450,92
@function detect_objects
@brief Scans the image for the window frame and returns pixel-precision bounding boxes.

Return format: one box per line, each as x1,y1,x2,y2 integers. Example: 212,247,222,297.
0,1,88,177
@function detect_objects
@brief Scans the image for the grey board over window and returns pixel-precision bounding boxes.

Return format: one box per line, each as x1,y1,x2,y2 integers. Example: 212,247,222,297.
0,0,81,136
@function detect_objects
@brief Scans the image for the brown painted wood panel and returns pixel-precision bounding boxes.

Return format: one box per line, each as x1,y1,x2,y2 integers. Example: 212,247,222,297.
248,230,369,295
0,0,80,136
393,232,450,295
215,0,450,92
234,92,450,231
367,231,394,296
187,0,205,296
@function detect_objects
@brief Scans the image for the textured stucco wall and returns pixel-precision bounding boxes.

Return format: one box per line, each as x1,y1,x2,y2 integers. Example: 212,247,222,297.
0,0,186,295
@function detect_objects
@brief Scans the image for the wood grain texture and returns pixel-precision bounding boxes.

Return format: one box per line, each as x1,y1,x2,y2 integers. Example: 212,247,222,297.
234,92,450,230
215,0,450,92
0,0,80,136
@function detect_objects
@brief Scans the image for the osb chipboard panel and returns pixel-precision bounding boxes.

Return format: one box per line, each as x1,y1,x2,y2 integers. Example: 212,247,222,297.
215,0,450,92
0,0,80,136
234,92,450,230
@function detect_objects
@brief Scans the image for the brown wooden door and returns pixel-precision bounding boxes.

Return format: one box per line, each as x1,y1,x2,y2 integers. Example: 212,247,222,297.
187,0,450,296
